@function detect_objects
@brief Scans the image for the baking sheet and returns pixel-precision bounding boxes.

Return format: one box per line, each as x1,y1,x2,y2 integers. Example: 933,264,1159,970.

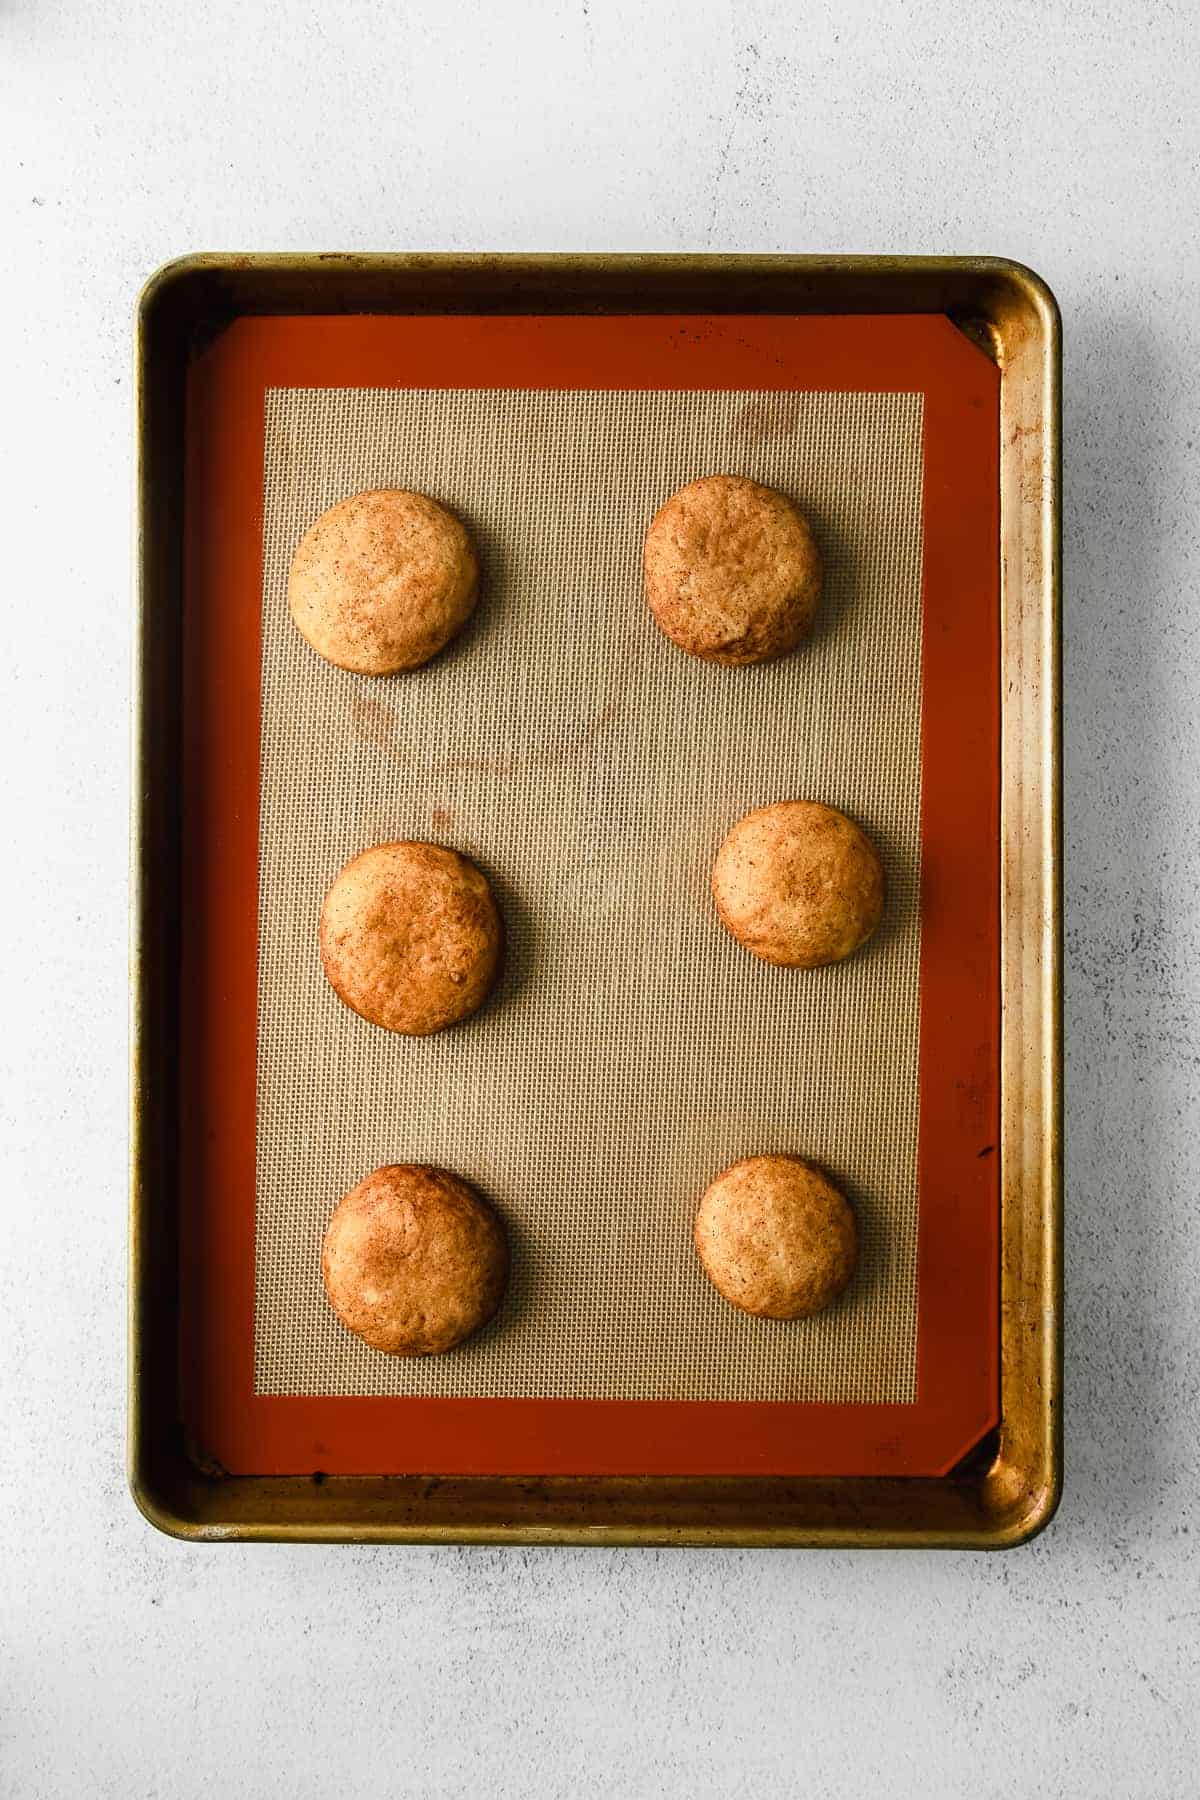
253,385,925,1402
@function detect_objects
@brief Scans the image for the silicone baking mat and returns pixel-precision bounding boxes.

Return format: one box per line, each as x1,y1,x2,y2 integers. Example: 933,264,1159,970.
178,313,1000,1477
254,387,924,1402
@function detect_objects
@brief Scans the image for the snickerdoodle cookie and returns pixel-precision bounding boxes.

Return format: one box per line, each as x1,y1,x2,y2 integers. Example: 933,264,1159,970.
694,1155,858,1320
712,800,884,968
322,1164,509,1355
643,474,821,664
288,488,479,674
320,841,502,1035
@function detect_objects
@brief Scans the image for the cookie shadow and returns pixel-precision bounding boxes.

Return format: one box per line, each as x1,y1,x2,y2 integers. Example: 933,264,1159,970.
473,855,539,1022
833,1166,893,1319
853,890,908,974
408,508,513,679
838,816,914,975
801,505,856,657
460,1204,540,1355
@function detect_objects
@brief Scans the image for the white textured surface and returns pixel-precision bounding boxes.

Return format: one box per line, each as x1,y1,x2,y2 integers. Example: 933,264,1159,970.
1,1,1197,1794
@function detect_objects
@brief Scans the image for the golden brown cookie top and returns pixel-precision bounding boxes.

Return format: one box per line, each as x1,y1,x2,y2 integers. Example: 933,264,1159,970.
320,840,502,1036
321,1163,509,1356
288,487,479,675
694,1154,858,1320
643,473,822,665
712,799,884,968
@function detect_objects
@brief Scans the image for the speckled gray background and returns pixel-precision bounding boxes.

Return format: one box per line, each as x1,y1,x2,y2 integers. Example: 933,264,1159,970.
2,1,1197,1795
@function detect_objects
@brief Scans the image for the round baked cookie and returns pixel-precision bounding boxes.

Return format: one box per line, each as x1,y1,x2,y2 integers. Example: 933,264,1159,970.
712,800,884,969
643,474,822,665
320,841,502,1035
694,1154,858,1320
322,1164,509,1355
288,487,479,675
